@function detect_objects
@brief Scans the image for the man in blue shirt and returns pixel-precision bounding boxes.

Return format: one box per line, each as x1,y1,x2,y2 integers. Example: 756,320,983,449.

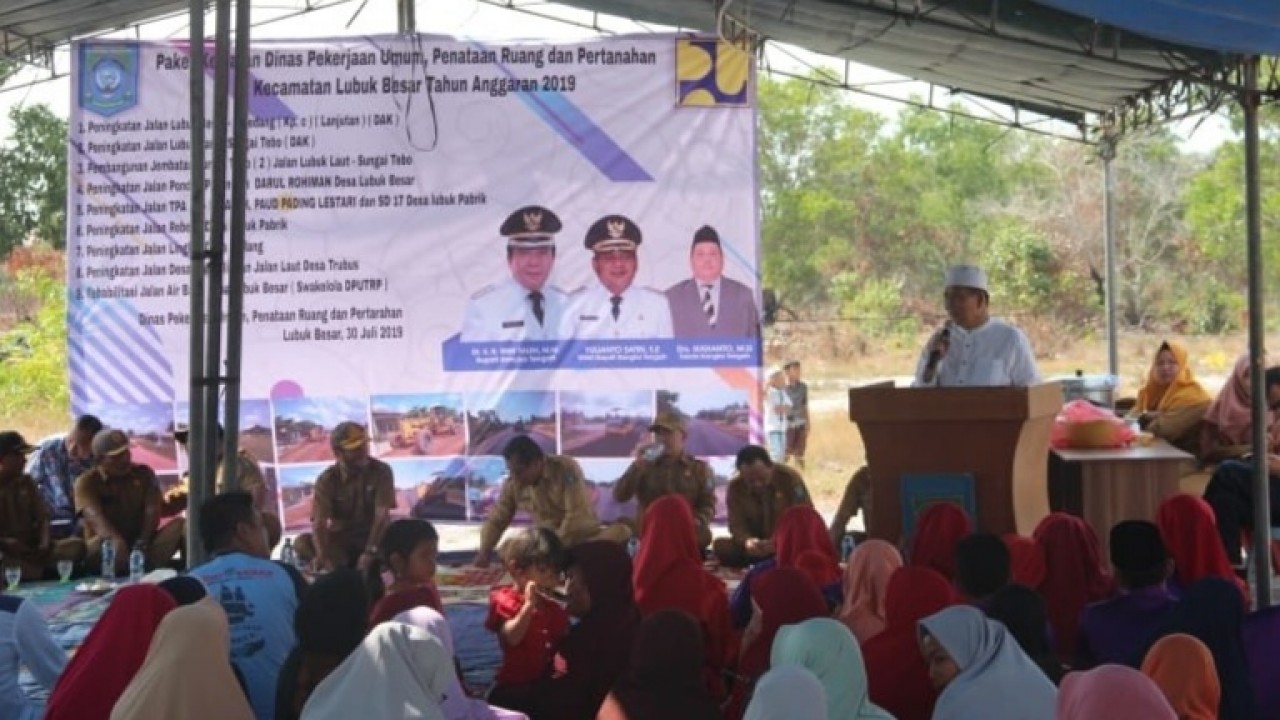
27,415,102,540
189,492,305,720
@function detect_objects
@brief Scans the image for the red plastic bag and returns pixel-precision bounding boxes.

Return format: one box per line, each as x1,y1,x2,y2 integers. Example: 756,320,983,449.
1050,399,1135,449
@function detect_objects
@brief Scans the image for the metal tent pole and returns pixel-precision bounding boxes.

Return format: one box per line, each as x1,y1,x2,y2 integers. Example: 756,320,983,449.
222,0,251,486
194,0,232,568
398,0,416,33
185,0,208,566
1243,55,1271,608
1100,134,1119,378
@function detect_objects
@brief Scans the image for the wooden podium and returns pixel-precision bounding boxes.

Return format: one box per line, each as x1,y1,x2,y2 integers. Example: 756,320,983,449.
848,383,1062,542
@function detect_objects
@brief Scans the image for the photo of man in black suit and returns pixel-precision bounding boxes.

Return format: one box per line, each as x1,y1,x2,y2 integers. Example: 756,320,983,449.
665,225,760,339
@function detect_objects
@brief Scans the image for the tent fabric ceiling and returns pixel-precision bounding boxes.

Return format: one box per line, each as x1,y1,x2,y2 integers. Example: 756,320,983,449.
1035,0,1280,56
1,0,189,63
0,0,1255,129
553,0,1241,127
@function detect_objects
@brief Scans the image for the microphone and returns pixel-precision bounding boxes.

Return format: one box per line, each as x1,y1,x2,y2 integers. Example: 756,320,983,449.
923,324,951,384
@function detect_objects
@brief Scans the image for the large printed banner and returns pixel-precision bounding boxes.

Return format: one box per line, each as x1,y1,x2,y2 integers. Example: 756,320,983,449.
68,34,759,526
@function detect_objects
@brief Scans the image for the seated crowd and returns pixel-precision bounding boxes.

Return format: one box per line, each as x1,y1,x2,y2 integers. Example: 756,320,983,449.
2,327,1280,718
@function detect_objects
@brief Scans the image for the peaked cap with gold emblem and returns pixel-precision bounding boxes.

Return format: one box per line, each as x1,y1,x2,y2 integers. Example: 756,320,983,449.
584,214,642,253
500,205,562,248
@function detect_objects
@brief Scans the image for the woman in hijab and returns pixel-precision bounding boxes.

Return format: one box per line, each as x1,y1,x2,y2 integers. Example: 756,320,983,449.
917,606,1056,720
1141,634,1220,720
1032,513,1114,662
728,566,829,720
908,503,972,581
743,666,827,720
1199,353,1280,462
630,495,735,700
301,622,452,720
770,618,894,720
396,606,527,720
1058,665,1175,720
1201,359,1280,566
596,610,721,720
275,569,370,720
863,567,957,720
983,584,1064,685
110,599,253,720
1155,494,1248,602
1139,577,1256,720
1132,341,1212,454
45,584,177,720
1000,535,1045,588
837,539,902,644
493,541,640,720
0,590,65,720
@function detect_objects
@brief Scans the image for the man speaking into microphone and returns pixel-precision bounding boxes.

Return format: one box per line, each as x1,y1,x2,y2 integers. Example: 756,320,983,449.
912,264,1041,387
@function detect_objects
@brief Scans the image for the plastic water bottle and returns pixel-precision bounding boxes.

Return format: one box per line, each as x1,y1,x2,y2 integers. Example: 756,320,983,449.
280,538,298,568
101,540,116,580
627,537,639,557
841,535,857,562
129,544,145,583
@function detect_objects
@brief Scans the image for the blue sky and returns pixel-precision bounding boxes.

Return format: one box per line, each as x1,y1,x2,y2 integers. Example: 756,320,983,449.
467,391,555,423
464,456,508,486
668,388,749,415
86,401,173,435
371,393,464,415
174,399,272,430
560,390,653,419
278,463,325,488
578,458,632,485
272,396,367,427
385,457,461,487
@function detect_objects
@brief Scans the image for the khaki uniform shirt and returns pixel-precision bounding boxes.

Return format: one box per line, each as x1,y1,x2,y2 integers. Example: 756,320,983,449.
169,449,268,511
0,473,48,549
613,453,715,527
313,458,396,538
725,465,812,543
74,464,161,543
479,455,601,555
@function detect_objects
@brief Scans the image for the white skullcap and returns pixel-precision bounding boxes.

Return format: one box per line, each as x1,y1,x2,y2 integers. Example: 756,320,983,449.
944,264,988,292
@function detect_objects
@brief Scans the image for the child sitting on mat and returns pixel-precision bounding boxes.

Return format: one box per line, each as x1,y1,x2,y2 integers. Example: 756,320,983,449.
367,518,444,627
485,527,571,689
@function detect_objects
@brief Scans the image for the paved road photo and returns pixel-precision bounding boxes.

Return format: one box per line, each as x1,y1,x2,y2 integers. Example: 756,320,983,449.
684,418,748,456
471,427,556,456
562,423,645,457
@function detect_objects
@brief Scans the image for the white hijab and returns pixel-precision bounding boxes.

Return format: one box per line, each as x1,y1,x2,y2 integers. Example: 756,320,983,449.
745,665,828,720
393,606,528,720
301,622,451,720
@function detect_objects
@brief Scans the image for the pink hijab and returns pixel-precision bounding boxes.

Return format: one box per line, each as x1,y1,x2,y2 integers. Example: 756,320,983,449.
1203,353,1280,449
1058,665,1176,720
837,539,902,644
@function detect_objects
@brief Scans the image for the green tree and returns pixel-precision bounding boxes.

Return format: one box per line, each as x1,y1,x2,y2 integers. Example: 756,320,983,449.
0,270,67,411
0,104,68,255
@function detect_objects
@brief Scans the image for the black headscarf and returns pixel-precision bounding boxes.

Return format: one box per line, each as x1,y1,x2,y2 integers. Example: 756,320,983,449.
158,576,208,606
984,584,1065,685
275,569,369,720
599,610,721,720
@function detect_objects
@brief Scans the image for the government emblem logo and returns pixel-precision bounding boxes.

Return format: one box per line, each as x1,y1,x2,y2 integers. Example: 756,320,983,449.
79,43,140,117
675,37,751,108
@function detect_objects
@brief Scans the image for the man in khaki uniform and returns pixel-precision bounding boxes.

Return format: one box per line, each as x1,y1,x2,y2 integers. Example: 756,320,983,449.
712,444,813,568
0,431,85,579
169,425,282,551
295,422,395,572
74,429,185,573
613,411,716,549
473,435,630,567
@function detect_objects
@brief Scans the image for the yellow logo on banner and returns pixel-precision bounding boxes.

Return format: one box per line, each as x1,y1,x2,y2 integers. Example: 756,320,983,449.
675,38,751,108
